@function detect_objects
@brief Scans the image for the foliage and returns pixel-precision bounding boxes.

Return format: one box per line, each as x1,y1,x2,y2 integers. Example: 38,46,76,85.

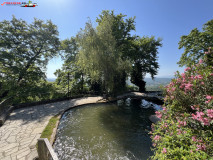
0,16,60,104
54,37,87,95
151,49,213,159
12,81,65,104
178,19,213,67
76,12,132,94
74,10,162,95
130,37,162,91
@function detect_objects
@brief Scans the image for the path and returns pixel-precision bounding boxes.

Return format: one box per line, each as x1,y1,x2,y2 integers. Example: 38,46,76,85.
0,96,102,160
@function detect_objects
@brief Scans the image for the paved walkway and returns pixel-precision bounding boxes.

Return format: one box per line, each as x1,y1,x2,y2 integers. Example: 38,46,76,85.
0,97,102,160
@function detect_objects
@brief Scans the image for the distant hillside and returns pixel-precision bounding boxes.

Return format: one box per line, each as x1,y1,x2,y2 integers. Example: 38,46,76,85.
127,78,172,91
46,78,56,82
144,78,172,91
144,78,172,85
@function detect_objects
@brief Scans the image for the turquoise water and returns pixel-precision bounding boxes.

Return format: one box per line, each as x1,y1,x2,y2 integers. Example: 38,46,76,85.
54,98,159,160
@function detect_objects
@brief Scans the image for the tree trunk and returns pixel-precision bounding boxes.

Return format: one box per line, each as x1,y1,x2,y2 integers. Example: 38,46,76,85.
138,80,146,92
81,73,84,93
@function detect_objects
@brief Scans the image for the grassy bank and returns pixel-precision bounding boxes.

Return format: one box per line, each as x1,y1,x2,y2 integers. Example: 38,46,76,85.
40,115,60,142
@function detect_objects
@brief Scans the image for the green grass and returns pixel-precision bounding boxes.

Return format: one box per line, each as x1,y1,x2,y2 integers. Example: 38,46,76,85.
36,115,59,154
40,115,59,141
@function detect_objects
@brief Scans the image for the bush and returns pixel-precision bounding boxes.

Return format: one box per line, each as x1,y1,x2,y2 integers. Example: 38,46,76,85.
151,48,213,159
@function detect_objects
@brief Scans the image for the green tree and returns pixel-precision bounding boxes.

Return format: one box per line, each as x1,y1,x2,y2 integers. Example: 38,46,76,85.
178,19,213,67
130,37,162,92
55,37,86,95
0,16,60,103
95,10,162,93
96,10,136,93
76,16,131,94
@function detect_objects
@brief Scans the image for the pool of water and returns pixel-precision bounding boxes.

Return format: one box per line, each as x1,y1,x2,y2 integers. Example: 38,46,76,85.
53,98,160,160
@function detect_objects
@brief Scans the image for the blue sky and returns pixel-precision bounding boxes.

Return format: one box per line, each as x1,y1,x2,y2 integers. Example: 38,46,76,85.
0,0,213,78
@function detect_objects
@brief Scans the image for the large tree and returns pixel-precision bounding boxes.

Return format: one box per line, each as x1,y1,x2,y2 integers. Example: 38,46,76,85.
130,36,162,92
0,16,60,103
54,37,86,95
76,14,132,94
178,19,213,67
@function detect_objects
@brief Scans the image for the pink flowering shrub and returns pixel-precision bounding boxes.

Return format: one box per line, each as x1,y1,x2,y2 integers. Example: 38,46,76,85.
151,48,213,159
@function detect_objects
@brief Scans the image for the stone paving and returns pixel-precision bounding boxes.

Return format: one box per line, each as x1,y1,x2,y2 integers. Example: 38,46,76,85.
0,97,102,160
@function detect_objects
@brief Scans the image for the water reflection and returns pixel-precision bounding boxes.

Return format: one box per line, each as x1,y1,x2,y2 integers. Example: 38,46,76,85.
54,99,159,160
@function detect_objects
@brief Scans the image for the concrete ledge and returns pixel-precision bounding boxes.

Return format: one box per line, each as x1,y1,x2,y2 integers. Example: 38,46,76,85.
116,92,164,105
38,138,59,160
0,105,14,126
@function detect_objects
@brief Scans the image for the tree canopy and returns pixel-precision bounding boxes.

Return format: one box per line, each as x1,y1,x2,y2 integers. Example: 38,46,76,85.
72,10,162,94
178,19,213,67
130,36,162,91
0,16,60,103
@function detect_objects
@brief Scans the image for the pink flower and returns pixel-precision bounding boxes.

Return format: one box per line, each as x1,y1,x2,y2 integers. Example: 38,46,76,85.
203,118,210,126
201,82,204,85
164,124,168,128
202,144,206,151
206,95,212,100
192,113,197,120
171,87,176,91
180,84,184,89
177,129,182,135
204,51,209,54
154,135,161,141
155,111,162,119
162,107,167,111
205,100,210,104
162,148,167,154
192,111,204,120
199,59,203,64
196,144,206,151
196,145,202,150
196,112,204,119
185,83,193,92
192,136,197,142
207,109,213,118
198,111,204,116
184,67,190,72
191,106,195,110
194,75,203,79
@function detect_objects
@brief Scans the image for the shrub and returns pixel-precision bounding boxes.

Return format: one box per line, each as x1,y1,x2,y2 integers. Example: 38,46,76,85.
151,48,213,159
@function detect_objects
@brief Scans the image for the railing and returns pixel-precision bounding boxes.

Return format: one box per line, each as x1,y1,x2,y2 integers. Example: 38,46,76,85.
37,138,59,160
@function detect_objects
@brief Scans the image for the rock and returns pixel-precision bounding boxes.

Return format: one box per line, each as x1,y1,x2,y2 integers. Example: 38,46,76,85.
149,115,160,124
